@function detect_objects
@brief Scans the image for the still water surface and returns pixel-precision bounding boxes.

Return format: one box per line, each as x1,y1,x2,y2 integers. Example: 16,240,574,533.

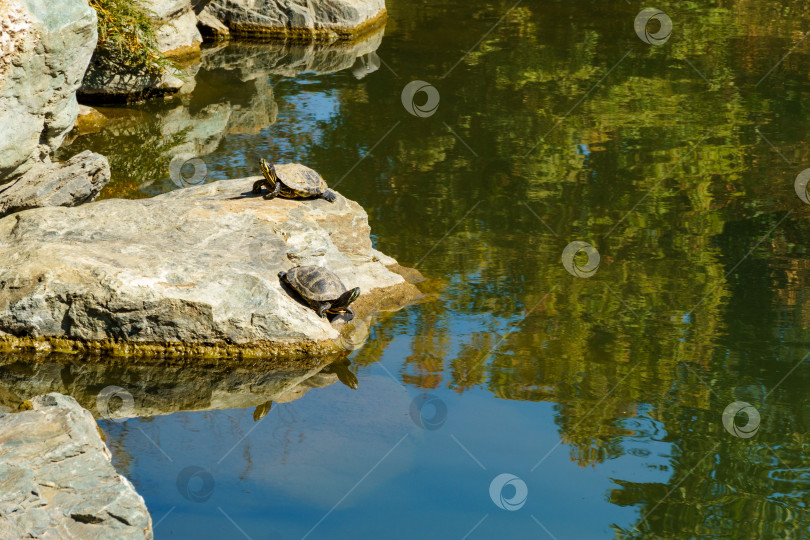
13,0,810,537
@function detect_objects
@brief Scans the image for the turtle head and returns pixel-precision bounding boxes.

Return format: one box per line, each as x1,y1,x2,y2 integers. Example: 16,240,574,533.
259,158,276,187
334,287,360,310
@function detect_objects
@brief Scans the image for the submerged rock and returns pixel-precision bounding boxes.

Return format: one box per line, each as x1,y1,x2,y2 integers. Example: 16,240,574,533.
0,151,110,219
0,393,152,539
0,178,420,358
0,0,98,180
199,0,386,40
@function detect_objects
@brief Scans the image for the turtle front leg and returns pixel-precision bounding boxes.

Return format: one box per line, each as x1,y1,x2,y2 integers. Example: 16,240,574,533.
321,190,337,203
252,179,265,195
263,181,282,200
343,307,355,322
317,303,332,318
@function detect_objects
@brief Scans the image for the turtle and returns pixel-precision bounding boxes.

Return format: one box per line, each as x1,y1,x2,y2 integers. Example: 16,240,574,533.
254,159,337,202
278,265,360,320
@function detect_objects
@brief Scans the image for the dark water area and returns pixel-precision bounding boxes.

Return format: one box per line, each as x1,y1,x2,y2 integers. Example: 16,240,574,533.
6,0,808,537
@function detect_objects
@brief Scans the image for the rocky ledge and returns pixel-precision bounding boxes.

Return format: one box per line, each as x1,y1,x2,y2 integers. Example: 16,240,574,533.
198,0,387,41
0,393,152,539
0,177,421,358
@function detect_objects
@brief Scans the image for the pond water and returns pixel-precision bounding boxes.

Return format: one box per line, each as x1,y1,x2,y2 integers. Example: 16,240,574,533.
9,0,810,537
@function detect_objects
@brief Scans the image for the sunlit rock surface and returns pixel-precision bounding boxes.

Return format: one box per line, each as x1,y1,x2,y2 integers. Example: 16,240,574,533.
0,393,152,539
144,0,203,56
199,0,386,40
0,178,421,357
0,0,98,180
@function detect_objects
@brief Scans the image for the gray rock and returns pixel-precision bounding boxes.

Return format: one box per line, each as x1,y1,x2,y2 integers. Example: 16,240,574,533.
0,0,98,180
196,8,230,40
200,0,386,40
143,0,203,55
78,0,203,103
0,178,420,357
0,151,111,219
0,393,153,539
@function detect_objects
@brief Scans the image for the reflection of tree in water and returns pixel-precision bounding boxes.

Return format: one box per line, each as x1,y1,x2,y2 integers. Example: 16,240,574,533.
314,0,810,536
60,115,192,199
50,0,810,534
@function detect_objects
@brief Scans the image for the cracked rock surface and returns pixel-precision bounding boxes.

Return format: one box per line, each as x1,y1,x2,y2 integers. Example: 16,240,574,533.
0,393,153,539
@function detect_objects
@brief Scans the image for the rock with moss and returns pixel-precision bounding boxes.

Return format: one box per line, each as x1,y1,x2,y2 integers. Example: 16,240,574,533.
80,0,198,103
0,393,152,539
198,0,386,41
143,0,203,56
0,0,98,180
0,177,421,358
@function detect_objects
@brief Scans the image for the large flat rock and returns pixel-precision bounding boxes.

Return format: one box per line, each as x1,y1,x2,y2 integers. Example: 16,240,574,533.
0,393,152,539
0,178,420,358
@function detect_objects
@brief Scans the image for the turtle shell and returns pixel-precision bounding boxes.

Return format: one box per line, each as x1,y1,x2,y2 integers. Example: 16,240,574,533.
284,265,347,302
273,163,329,197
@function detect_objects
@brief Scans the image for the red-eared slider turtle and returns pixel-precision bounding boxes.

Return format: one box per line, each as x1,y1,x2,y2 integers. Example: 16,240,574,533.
278,266,360,320
254,159,337,202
